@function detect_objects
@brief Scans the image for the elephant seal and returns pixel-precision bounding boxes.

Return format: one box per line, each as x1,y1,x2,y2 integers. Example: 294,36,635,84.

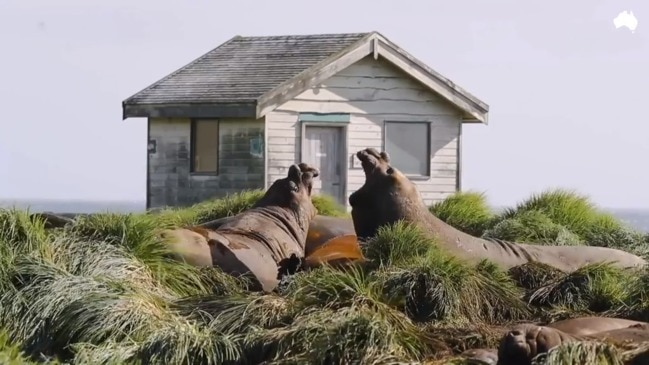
199,216,363,270
547,316,647,337
497,323,580,365
303,234,365,269
460,348,499,365
497,321,649,364
200,214,357,257
161,163,320,292
348,148,646,272
590,323,649,344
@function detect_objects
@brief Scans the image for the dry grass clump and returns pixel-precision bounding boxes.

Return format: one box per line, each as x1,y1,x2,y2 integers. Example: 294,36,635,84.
0,187,647,363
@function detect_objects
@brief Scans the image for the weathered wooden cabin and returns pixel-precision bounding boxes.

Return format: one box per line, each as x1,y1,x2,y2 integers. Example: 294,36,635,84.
122,31,489,209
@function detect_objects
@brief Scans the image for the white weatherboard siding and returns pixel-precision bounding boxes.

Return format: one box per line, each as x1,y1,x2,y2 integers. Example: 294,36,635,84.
265,56,462,207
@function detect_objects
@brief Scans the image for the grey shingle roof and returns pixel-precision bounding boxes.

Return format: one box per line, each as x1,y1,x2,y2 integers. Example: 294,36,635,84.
124,32,371,105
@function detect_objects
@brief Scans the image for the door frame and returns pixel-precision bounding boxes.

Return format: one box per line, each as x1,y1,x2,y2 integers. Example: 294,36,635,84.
299,121,349,206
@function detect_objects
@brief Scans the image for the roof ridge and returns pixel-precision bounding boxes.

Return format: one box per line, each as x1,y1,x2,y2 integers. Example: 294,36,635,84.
122,35,241,106
234,31,373,40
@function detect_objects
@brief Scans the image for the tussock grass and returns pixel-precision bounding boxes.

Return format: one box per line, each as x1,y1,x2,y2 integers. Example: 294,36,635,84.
483,210,583,246
311,193,349,217
508,262,565,293
247,304,437,364
527,263,636,312
64,213,244,297
429,191,495,236
0,329,58,365
175,293,294,335
363,220,434,267
361,222,529,324
183,189,264,224
496,189,646,254
152,189,348,227
532,341,624,365
498,189,618,234
1,188,648,363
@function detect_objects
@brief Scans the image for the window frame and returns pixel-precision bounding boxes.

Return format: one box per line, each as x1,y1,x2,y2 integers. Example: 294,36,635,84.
382,120,432,179
189,118,220,175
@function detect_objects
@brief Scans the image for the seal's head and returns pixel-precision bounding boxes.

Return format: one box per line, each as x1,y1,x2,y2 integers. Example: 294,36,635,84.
255,163,320,221
348,148,423,240
497,324,573,365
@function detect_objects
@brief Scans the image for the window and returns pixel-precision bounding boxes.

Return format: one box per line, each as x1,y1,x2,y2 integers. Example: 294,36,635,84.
191,120,219,173
384,121,430,177
190,119,265,175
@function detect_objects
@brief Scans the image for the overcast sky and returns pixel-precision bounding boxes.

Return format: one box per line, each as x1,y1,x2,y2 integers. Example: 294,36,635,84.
1,0,647,209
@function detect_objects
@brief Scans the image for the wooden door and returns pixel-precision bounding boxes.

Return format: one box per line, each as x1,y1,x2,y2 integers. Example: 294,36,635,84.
303,126,344,205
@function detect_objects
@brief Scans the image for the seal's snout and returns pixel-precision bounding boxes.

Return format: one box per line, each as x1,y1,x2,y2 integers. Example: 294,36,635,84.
356,149,379,173
297,162,319,178
287,164,302,182
356,150,369,162
356,149,392,175
289,163,320,196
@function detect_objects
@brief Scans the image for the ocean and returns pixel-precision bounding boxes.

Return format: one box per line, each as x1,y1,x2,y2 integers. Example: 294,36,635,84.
1,199,648,233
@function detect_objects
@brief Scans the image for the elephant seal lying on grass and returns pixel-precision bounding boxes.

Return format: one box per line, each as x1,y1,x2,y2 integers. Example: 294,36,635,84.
348,148,646,272
460,317,648,365
497,322,649,365
547,316,647,337
497,323,581,365
161,163,319,292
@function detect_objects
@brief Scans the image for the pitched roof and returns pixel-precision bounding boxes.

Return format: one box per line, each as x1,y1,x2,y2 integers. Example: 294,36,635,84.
123,31,489,124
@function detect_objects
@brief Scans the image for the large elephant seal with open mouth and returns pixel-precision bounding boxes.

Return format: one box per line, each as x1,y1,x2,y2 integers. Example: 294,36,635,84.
161,163,320,292
348,148,646,272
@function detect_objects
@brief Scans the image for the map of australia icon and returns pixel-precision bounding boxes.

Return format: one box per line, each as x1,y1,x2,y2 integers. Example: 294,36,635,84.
613,10,639,33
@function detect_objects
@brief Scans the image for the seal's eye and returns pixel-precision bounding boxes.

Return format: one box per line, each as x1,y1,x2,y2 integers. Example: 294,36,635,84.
288,181,299,192
386,167,394,175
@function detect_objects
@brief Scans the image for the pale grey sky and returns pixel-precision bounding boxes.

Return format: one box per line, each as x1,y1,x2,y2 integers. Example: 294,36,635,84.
1,0,647,209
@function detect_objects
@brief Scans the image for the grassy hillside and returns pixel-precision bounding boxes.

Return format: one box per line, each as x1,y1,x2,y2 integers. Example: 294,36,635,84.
1,188,649,364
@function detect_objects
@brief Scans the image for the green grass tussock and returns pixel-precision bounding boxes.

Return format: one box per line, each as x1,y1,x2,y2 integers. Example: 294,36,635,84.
0,329,59,365
532,341,625,365
483,210,583,246
429,191,495,236
535,340,649,365
151,190,348,227
498,189,618,234
362,222,529,324
0,187,648,363
493,189,645,254
526,263,636,312
362,221,434,267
